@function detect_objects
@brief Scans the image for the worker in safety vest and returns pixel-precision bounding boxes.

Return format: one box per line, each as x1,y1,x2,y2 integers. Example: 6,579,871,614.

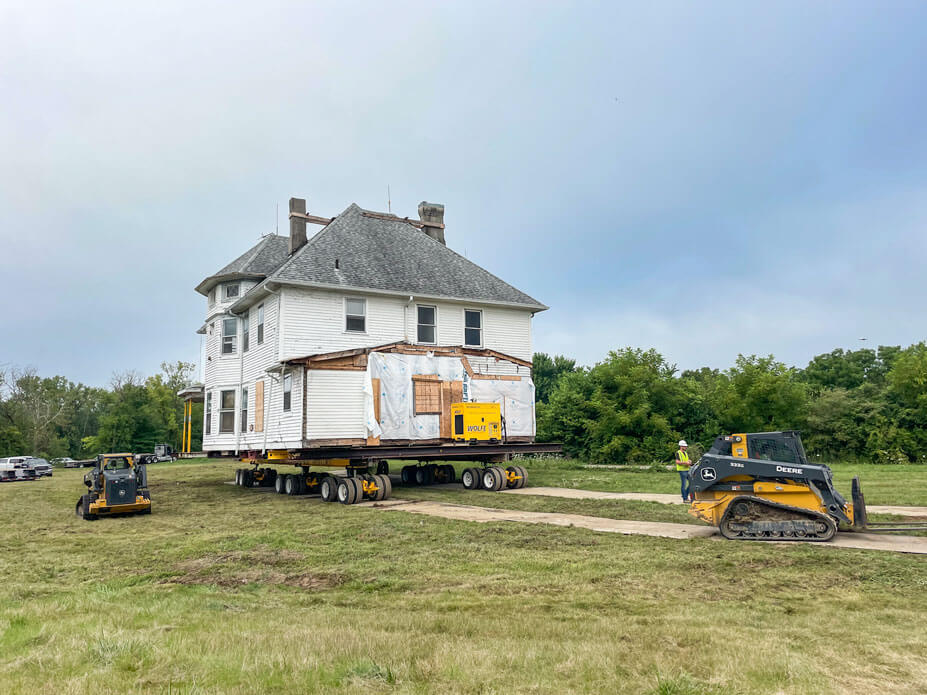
675,439,692,502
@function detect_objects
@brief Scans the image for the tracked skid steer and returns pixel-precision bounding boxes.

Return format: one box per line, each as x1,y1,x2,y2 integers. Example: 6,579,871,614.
688,431,926,541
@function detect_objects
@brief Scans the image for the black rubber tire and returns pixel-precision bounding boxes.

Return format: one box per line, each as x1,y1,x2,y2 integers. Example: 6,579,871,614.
337,478,357,505
378,474,392,501
414,467,427,485
274,474,286,494
483,467,504,492
264,469,277,487
320,475,338,502
401,466,415,485
515,465,528,489
461,467,479,490
297,475,307,495
235,469,242,486
242,469,254,488
441,464,456,484
284,475,298,496
376,460,389,475
505,466,521,489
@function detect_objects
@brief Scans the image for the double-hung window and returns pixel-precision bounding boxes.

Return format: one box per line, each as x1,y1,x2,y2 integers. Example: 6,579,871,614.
219,390,235,433
205,392,212,435
464,309,482,347
240,387,249,432
242,314,250,352
224,283,240,300
222,318,237,355
283,373,292,411
345,298,366,332
257,304,265,344
417,305,436,344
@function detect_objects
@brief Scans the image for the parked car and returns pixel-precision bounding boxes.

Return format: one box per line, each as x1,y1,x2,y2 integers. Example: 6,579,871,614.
53,457,77,467
0,457,38,481
27,458,53,477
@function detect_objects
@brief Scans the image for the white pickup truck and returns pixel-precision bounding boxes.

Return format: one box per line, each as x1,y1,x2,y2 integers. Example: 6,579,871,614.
0,456,38,482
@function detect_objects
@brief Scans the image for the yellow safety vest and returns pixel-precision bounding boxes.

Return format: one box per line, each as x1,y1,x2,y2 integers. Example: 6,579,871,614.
675,449,690,471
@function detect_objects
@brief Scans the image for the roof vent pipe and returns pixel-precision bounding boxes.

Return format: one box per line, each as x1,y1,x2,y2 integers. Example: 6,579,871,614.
288,197,308,255
418,202,445,245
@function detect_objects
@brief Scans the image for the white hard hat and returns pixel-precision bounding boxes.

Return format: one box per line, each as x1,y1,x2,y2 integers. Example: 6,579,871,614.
678,440,688,447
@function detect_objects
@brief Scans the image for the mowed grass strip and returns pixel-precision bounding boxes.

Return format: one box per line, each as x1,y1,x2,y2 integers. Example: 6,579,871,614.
514,456,927,507
0,460,925,695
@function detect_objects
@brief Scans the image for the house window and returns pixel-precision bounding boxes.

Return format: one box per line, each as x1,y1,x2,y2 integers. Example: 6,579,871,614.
240,387,248,432
417,305,436,344
242,314,250,352
345,298,366,332
413,375,441,414
222,318,237,354
208,288,216,307
205,391,212,435
283,373,292,411
257,304,265,344
464,309,482,347
224,283,240,300
219,390,235,433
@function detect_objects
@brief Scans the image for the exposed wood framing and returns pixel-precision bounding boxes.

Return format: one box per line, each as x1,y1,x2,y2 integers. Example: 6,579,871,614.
305,437,367,448
472,374,522,381
286,341,532,370
367,376,381,446
459,356,475,377
288,211,336,226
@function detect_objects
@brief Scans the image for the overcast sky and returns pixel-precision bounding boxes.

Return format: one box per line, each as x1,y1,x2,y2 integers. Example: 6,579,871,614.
2,1,925,386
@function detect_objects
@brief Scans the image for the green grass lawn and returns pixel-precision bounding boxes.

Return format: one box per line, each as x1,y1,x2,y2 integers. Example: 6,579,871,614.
1,460,925,694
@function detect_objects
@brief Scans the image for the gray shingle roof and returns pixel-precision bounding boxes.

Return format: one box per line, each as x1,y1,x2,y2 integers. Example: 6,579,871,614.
266,204,546,310
195,234,289,295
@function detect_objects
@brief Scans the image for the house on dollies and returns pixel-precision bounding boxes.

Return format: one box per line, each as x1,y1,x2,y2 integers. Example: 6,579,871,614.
193,198,547,455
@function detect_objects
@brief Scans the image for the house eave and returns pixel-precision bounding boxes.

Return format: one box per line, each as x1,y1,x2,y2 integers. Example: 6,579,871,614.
261,278,549,312
195,272,267,296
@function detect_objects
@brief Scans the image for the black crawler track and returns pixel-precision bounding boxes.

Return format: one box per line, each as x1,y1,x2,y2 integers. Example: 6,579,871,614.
719,496,837,542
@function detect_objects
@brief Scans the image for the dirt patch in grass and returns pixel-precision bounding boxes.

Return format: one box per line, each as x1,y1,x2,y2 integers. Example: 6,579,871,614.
164,548,345,590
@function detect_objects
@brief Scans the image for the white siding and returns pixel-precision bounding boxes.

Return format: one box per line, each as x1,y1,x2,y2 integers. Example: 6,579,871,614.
200,283,535,451
280,287,534,363
305,370,366,440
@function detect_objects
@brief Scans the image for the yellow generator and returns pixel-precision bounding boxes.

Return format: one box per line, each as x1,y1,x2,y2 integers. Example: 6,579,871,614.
452,402,502,442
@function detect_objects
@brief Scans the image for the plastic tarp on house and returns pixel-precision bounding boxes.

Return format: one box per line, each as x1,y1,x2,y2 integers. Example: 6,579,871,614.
363,352,535,440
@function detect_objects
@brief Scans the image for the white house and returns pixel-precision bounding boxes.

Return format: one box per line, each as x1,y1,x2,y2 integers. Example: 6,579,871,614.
194,199,547,454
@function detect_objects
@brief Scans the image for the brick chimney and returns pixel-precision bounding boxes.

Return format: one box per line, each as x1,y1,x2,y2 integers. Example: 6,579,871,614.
418,201,445,245
289,197,307,255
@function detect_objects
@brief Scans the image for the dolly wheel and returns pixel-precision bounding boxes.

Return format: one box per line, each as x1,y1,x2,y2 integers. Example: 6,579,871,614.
274,474,287,494
481,467,501,491
373,474,392,501
320,475,338,503
284,475,299,496
337,478,359,505
461,468,479,490
400,466,414,485
441,464,456,484
505,466,527,489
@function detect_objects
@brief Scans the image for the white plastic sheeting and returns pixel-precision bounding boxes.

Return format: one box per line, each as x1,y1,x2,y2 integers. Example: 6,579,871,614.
363,352,535,440
468,378,536,438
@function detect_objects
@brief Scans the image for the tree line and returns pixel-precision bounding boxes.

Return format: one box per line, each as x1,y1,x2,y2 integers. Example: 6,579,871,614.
534,343,927,465
0,362,203,459
3,343,925,464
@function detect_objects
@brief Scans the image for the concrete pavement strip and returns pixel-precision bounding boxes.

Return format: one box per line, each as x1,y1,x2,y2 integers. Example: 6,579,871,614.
501,486,927,518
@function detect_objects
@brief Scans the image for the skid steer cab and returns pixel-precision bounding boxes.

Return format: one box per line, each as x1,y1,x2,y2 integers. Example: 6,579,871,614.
688,431,927,541
75,453,151,521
